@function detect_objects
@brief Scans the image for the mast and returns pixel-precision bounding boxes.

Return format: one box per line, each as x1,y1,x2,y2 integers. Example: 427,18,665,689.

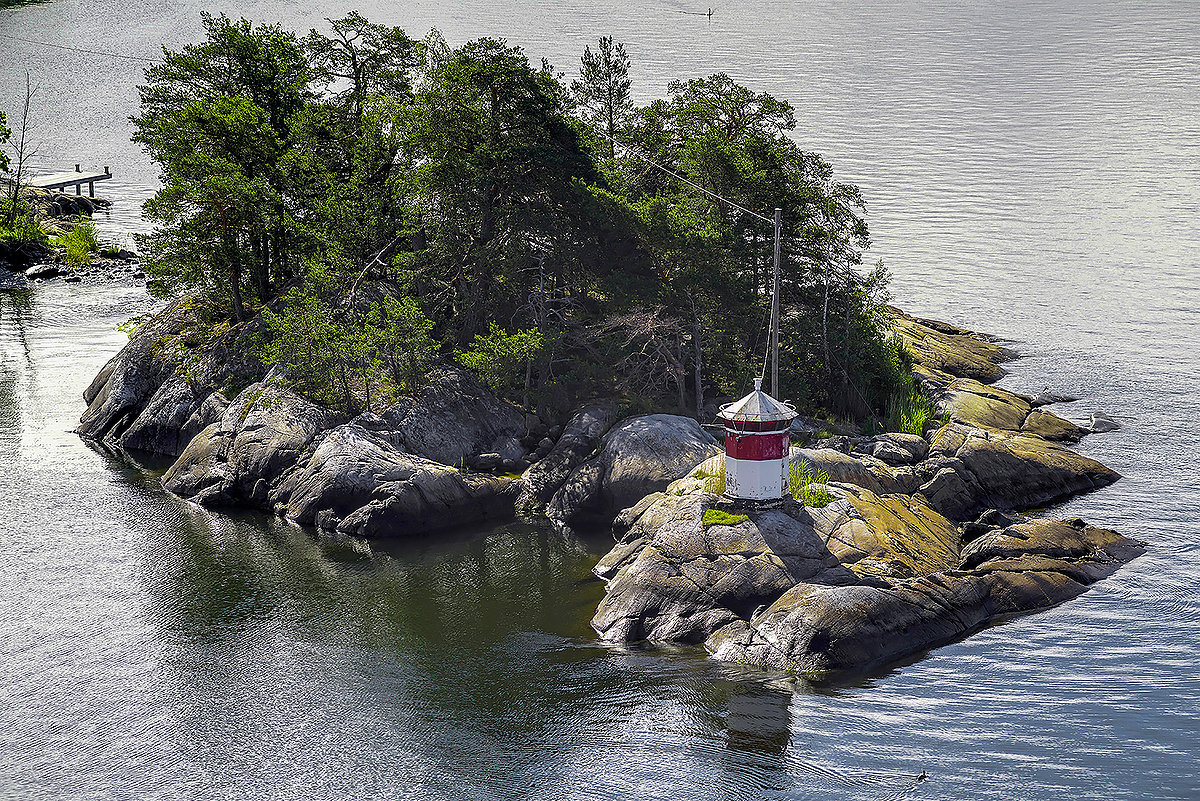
771,207,781,397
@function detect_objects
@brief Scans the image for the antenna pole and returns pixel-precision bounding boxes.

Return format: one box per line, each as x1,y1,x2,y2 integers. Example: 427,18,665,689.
771,207,781,397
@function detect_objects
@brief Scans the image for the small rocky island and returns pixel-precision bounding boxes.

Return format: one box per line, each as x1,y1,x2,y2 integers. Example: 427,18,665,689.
63,19,1141,677
78,299,1142,677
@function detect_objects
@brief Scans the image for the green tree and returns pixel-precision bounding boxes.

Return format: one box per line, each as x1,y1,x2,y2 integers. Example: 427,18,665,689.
404,38,601,341
455,322,544,406
295,14,425,269
129,15,903,427
571,36,632,160
306,13,422,123
364,294,437,395
613,72,889,418
133,13,315,318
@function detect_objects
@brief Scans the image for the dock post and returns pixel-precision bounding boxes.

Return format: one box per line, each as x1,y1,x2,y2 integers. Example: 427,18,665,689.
88,182,95,198
76,183,82,196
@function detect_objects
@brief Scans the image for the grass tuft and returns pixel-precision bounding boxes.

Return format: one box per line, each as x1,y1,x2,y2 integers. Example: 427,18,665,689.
789,462,835,507
888,378,937,436
52,220,99,268
703,508,749,527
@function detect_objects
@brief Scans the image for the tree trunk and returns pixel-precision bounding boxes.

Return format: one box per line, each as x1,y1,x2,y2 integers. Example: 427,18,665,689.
691,295,704,419
6,73,35,228
229,254,247,323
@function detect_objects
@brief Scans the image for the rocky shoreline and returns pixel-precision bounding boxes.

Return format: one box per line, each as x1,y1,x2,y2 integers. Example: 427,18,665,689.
0,186,144,289
1,254,145,289
76,299,1141,676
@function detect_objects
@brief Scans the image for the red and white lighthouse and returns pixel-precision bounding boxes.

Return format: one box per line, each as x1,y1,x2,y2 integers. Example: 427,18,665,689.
717,378,798,504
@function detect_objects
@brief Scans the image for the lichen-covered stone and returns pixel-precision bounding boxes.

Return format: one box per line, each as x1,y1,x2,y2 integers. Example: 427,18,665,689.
592,486,1143,676
591,493,856,644
704,518,1143,675
890,311,1013,384
807,486,961,580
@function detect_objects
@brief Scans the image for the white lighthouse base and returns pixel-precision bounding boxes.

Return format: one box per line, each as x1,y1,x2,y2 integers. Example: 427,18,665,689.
723,455,789,505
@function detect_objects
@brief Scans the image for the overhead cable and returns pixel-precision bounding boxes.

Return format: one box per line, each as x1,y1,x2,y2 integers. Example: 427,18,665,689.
0,32,157,63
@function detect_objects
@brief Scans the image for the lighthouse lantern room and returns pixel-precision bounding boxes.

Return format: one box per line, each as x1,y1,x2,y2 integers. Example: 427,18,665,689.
717,378,798,504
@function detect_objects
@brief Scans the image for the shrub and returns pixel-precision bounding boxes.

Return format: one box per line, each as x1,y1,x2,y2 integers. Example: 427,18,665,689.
252,264,437,414
52,220,99,268
789,462,834,507
364,294,436,396
0,198,49,252
455,322,544,405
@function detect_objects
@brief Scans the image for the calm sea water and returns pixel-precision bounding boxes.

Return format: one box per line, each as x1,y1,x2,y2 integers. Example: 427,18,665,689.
2,1,1198,799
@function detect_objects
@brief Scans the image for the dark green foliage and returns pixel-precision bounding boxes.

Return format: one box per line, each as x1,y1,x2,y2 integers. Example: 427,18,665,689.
254,264,436,413
132,13,314,319
134,18,906,425
571,36,632,160
404,37,604,341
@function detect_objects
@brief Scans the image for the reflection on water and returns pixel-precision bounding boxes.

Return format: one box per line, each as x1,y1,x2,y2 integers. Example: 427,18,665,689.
726,685,792,755
0,291,33,446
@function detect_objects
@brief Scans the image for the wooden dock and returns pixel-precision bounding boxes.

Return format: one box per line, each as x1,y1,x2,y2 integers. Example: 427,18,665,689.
29,165,112,197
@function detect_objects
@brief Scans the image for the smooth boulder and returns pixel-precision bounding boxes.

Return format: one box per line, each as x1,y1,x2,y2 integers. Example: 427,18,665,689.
521,403,617,503
378,366,526,465
929,422,1120,512
77,303,184,444
891,311,1013,384
547,414,720,526
162,382,340,505
272,421,516,536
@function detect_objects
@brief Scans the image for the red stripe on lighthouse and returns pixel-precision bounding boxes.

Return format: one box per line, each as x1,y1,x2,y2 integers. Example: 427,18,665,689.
725,431,787,460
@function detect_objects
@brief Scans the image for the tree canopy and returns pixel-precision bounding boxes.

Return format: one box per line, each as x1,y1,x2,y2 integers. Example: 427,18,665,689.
133,18,906,424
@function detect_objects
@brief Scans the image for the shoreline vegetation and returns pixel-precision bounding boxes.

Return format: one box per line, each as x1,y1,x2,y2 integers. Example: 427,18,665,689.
0,182,143,286
7,12,1138,676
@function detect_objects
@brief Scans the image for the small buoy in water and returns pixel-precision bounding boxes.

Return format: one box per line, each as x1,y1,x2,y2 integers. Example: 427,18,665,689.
917,771,928,782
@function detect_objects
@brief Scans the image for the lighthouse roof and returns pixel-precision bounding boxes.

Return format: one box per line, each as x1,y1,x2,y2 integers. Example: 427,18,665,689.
717,378,798,423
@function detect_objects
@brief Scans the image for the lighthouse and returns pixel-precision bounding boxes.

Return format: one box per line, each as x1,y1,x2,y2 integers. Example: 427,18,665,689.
717,378,798,505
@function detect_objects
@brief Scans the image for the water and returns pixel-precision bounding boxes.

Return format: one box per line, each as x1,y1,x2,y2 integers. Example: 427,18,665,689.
2,1,1199,798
